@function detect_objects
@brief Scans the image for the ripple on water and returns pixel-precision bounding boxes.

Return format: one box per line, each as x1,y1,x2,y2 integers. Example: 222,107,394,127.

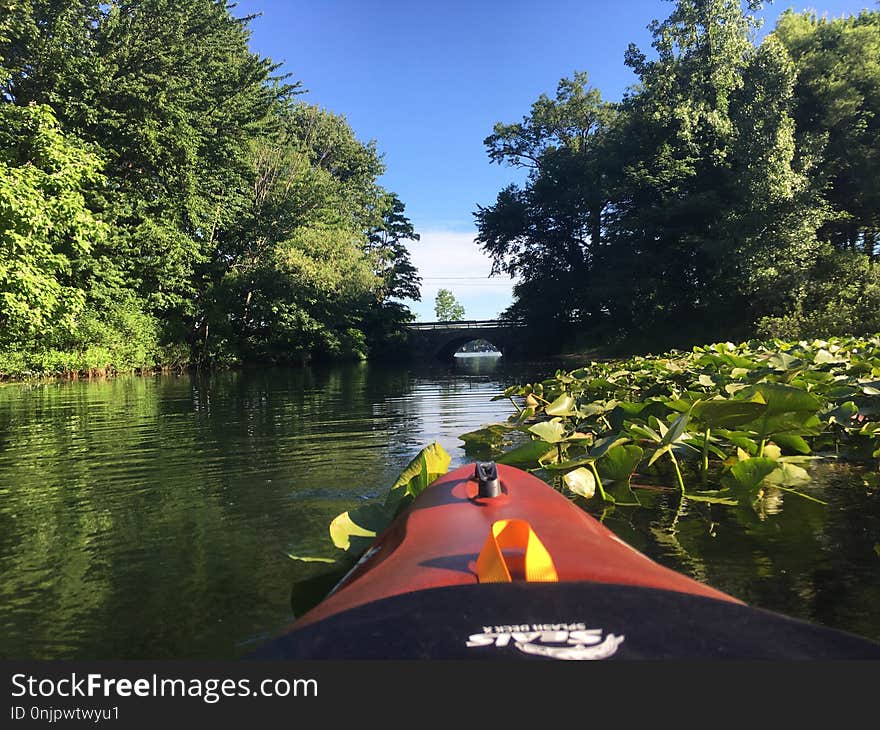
0,358,539,658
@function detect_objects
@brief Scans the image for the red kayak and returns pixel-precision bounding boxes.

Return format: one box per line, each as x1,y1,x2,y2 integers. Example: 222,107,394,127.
253,462,880,660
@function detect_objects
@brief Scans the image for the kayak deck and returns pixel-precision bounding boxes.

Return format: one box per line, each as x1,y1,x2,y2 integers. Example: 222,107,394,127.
252,462,880,659
294,462,736,629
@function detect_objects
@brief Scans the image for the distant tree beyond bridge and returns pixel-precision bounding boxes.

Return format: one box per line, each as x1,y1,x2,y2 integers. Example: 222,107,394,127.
406,320,529,360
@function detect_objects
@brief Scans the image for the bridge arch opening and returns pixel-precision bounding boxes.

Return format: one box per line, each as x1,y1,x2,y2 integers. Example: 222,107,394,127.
453,338,501,357
438,336,503,361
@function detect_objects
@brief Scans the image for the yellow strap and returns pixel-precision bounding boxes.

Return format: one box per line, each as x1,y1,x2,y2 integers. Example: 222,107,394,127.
476,519,559,583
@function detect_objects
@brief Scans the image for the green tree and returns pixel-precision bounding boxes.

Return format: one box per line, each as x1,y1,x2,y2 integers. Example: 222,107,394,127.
475,72,615,333
205,102,388,363
774,10,880,257
754,9,880,337
0,0,420,375
359,190,421,357
476,0,834,347
366,191,421,303
434,289,465,321
0,104,104,348
605,0,806,340
1,0,291,340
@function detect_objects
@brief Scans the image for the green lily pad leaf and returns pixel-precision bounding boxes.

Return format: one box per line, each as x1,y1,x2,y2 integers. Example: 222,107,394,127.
496,440,556,465
597,444,644,483
826,385,858,399
698,374,715,387
545,393,578,416
615,401,650,417
386,442,452,502
598,445,643,505
590,433,631,459
682,433,729,459
509,406,536,425
563,467,596,498
693,398,768,428
772,434,812,454
459,424,510,447
629,422,662,443
739,383,823,417
528,418,566,444
329,500,399,551
814,349,842,365
764,462,811,487
758,413,823,438
580,402,612,417
329,442,451,553
825,401,858,426
660,410,691,447
544,455,597,471
721,457,780,505
859,421,880,436
666,397,697,413
765,352,801,371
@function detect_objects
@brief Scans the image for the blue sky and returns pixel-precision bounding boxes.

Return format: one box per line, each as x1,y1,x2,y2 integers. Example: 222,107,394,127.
233,0,875,320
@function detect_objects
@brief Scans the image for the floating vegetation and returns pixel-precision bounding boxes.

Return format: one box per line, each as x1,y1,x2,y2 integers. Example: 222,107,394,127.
460,335,880,513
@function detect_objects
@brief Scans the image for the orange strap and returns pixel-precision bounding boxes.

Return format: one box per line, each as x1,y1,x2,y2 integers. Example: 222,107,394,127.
476,519,559,583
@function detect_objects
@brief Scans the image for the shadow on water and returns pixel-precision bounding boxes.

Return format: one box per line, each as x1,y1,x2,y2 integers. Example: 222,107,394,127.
0,356,877,657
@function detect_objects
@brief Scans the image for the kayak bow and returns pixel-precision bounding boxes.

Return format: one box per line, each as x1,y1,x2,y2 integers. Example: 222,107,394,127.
252,462,880,660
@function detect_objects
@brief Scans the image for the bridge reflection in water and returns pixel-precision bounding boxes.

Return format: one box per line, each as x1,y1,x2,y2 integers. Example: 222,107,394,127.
406,320,528,361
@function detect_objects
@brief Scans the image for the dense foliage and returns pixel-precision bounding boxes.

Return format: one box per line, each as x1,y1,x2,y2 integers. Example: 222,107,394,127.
477,0,880,351
434,288,465,321
0,0,420,377
461,335,880,514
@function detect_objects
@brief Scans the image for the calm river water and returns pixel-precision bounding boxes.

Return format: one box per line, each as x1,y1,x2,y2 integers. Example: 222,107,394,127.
1,355,878,658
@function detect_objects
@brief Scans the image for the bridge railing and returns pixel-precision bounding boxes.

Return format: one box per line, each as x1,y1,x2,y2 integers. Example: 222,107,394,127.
407,319,520,330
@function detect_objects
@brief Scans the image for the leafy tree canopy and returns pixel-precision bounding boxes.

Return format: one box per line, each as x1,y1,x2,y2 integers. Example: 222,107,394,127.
435,289,465,321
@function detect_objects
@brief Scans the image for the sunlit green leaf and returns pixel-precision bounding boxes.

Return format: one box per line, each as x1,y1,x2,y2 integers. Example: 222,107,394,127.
329,442,451,552
597,444,643,483
825,401,858,426
329,500,398,551
765,352,801,371
721,457,780,504
386,441,451,501
563,467,596,498
545,393,577,416
739,383,822,416
527,418,566,443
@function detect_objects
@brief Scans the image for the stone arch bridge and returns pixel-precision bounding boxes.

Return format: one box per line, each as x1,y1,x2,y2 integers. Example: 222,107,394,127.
406,320,529,361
